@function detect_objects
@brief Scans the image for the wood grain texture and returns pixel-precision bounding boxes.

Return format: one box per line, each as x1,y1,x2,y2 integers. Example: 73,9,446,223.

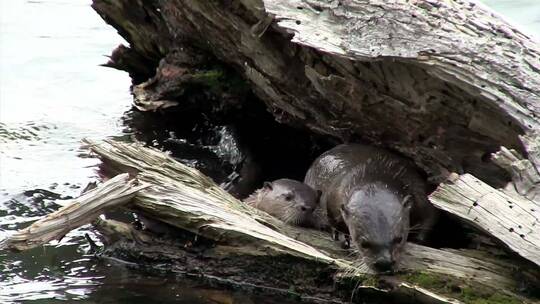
3,139,538,302
86,0,540,301
87,139,539,303
430,173,540,267
492,142,540,202
0,174,147,251
92,0,540,188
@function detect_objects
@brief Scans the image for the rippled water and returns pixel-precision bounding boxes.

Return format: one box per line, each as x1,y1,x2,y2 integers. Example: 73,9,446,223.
0,1,246,303
0,0,538,303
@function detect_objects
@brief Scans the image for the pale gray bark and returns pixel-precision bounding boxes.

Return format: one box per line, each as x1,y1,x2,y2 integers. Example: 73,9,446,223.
492,143,540,202
429,172,540,267
92,0,540,189
84,140,540,303
0,174,147,251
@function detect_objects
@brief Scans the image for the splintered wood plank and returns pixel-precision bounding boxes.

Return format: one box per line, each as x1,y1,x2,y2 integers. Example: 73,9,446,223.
430,173,540,267
492,133,540,202
84,138,340,264
0,173,148,251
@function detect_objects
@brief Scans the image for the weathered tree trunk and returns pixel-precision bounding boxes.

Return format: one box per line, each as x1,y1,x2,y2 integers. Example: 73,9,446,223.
3,139,539,303
92,0,540,187
6,0,535,303
86,0,540,302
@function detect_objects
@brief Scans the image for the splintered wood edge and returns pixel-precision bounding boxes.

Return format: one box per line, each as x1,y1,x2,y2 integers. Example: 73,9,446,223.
82,139,535,301
429,173,540,267
1,173,149,251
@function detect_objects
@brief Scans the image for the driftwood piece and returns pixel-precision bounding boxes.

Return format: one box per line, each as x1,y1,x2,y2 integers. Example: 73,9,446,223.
429,173,540,267
262,0,540,130
95,217,534,304
0,174,147,252
82,139,538,303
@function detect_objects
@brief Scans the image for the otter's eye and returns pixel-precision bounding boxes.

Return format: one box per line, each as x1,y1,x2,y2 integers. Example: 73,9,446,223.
360,241,373,249
284,193,294,201
392,237,403,244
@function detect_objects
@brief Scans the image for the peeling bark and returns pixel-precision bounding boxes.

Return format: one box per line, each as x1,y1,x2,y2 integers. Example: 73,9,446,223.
92,0,540,188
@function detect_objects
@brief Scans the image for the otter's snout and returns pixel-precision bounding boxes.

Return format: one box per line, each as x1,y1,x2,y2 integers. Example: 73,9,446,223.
373,258,396,273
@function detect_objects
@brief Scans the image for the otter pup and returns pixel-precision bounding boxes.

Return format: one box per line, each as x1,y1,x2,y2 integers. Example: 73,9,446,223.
244,179,321,227
304,144,437,273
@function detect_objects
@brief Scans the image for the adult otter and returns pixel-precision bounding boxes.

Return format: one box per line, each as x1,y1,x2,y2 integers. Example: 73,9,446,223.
304,144,437,273
244,179,321,227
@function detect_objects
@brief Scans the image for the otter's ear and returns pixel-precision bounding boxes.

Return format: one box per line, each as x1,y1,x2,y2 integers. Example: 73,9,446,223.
263,181,273,191
402,195,413,209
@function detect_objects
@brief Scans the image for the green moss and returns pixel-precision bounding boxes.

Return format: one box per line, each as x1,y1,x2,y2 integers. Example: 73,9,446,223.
401,271,523,304
335,273,378,291
460,288,521,304
190,68,249,95
404,272,448,290
358,275,378,287
192,69,225,91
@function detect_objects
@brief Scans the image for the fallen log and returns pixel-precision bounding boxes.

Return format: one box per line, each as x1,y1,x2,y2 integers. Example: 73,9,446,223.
2,139,539,302
429,132,540,267
92,0,540,187
79,0,540,302
429,173,540,267
87,140,540,303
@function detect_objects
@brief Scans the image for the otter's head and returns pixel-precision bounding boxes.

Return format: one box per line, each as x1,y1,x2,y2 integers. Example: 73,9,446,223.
263,179,321,226
341,185,411,273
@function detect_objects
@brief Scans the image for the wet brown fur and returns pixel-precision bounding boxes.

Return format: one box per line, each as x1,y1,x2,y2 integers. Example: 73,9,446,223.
305,144,437,272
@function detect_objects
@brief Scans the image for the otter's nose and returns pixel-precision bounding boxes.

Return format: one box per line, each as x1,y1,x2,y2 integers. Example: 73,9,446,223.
300,205,313,212
373,259,395,273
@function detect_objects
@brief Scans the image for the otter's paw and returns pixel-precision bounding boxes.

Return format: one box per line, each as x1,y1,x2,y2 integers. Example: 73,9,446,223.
341,234,351,249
